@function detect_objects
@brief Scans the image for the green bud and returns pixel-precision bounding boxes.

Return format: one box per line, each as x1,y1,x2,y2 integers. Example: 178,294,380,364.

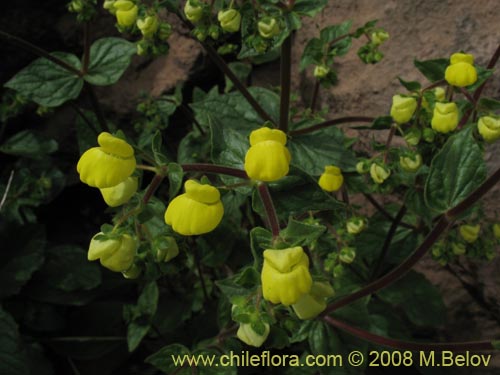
339,247,356,264
371,29,389,45
346,217,366,234
158,22,173,40
208,24,220,40
333,264,344,278
258,17,280,39
68,0,84,13
193,27,208,41
137,40,148,56
451,242,466,256
137,14,159,38
493,223,500,240
422,127,436,143
400,153,422,173
314,64,330,78
153,236,179,262
404,127,422,146
184,0,203,23
122,263,142,279
217,43,238,55
356,160,370,174
218,9,241,33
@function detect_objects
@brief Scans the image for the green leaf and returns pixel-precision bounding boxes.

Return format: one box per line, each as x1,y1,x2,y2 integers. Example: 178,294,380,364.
377,271,446,327
249,227,273,268
75,110,100,154
467,66,493,91
85,37,136,86
352,19,378,38
300,38,323,71
308,320,342,355
398,77,422,92
477,97,500,112
0,307,30,375
425,127,487,213
145,343,191,374
289,126,358,174
280,218,326,247
225,62,252,93
293,0,328,16
168,163,184,200
0,224,45,299
414,58,448,82
0,130,58,158
215,267,260,301
151,130,169,165
5,52,83,107
321,21,353,58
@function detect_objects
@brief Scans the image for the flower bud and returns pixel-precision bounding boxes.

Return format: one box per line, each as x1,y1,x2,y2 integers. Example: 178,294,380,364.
137,41,148,56
422,128,436,143
339,247,356,264
459,224,480,243
114,0,138,28
208,24,220,40
103,0,117,14
292,281,334,320
77,132,136,189
431,102,459,134
244,127,291,182
371,30,389,45
153,236,179,262
404,127,421,146
318,165,343,192
184,0,203,23
261,247,312,306
137,15,159,38
390,95,417,124
68,0,84,13
165,180,224,236
346,217,365,235
158,22,173,40
445,52,478,87
478,116,500,143
493,224,500,240
400,153,422,173
237,323,270,347
258,17,280,39
99,176,138,207
370,163,390,184
451,242,466,256
218,9,241,33
122,263,142,279
333,264,344,278
356,160,370,174
88,232,137,272
313,65,329,78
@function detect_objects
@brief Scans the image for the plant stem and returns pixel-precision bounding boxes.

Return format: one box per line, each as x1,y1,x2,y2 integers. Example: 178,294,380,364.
257,183,280,238
181,163,249,179
324,163,500,315
383,125,396,163
143,173,166,204
0,170,14,212
323,316,495,351
136,164,159,173
370,205,407,280
70,102,99,135
363,193,415,230
310,80,320,113
0,30,83,77
279,35,292,132
82,22,91,74
194,244,209,302
85,84,108,132
289,117,374,136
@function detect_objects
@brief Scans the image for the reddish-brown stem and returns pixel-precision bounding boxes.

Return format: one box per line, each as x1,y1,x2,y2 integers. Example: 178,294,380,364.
82,21,90,74
289,117,374,136
142,173,165,204
257,183,280,238
383,125,396,163
279,35,292,132
323,316,495,351
181,163,249,179
310,80,320,113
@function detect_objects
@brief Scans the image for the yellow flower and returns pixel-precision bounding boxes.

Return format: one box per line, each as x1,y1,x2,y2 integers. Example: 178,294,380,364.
318,165,343,192
370,163,390,184
244,127,291,182
103,0,117,14
99,176,138,207
77,132,136,189
314,65,330,78
88,232,137,272
165,180,224,236
261,247,312,306
237,323,270,347
184,0,203,23
346,217,365,234
431,102,459,133
451,242,466,256
137,15,159,38
114,0,138,27
459,224,480,243
218,9,241,33
400,153,422,173
478,116,500,143
445,52,478,87
371,30,389,45
390,95,417,124
258,17,280,39
292,281,334,320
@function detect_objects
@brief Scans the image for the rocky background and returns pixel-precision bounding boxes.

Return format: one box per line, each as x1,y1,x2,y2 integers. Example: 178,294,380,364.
1,1,499,373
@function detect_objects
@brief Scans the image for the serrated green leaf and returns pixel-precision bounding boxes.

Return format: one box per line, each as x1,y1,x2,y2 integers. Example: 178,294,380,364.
225,62,252,93
168,163,184,200
300,38,323,71
145,344,191,374
5,52,83,107
280,218,326,247
425,127,486,213
293,0,328,17
0,130,58,158
85,37,136,86
216,267,260,300
398,77,422,92
414,58,448,82
478,97,500,112
0,307,30,375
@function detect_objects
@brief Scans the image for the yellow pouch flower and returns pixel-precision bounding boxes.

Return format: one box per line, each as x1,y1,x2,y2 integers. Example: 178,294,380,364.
292,281,334,320
114,0,138,27
237,323,270,347
184,0,203,23
400,153,422,173
390,95,417,124
88,233,137,272
165,180,224,236
137,15,159,38
371,30,389,45
244,127,291,182
431,102,459,133
218,9,241,33
258,17,280,39
77,132,136,189
99,176,138,207
314,65,330,78
445,53,478,87
459,224,480,243
346,217,365,234
478,116,500,143
261,247,312,306
318,165,343,192
370,163,390,184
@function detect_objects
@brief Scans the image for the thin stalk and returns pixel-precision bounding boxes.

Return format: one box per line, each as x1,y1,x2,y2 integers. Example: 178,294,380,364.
371,205,407,280
70,103,99,135
363,193,415,230
0,30,83,77
383,125,396,163
85,84,108,132
181,163,248,179
0,170,15,211
472,42,500,102
82,22,91,74
323,316,495,351
257,183,280,238
143,174,166,204
136,164,158,173
289,116,374,136
279,35,292,132
310,80,320,113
